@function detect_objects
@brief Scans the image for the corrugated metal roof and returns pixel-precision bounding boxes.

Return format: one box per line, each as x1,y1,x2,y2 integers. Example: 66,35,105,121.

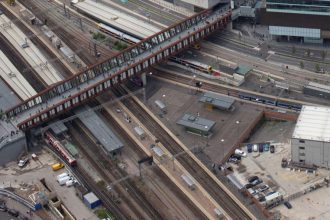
76,107,123,152
176,114,215,132
305,82,330,93
199,92,235,110
292,106,330,142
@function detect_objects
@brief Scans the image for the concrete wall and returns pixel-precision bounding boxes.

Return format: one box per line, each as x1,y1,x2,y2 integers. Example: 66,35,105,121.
292,138,330,168
0,137,26,166
174,0,225,9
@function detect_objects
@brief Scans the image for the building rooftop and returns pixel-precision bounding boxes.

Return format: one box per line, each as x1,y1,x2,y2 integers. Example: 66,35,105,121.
176,113,216,132
199,92,235,110
292,106,330,142
76,106,123,153
49,121,68,135
235,65,252,76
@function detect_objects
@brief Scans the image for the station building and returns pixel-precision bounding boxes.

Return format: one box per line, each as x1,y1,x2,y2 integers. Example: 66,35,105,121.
176,113,216,136
260,0,330,43
199,92,235,111
291,106,330,168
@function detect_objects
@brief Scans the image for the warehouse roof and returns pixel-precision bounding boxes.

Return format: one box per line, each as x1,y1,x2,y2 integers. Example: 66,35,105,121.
76,107,123,152
199,92,235,110
292,106,330,142
176,114,215,132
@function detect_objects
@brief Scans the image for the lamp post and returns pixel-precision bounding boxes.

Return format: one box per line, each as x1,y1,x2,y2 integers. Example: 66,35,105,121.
220,138,225,165
236,120,240,137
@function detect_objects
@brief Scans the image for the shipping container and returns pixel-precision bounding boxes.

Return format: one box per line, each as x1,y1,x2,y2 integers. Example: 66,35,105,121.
83,192,101,209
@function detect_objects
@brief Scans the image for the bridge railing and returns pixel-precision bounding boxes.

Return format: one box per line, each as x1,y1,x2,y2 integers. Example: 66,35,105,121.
5,8,217,119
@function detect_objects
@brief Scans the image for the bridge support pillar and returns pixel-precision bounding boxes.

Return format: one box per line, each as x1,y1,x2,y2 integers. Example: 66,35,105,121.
226,21,233,31
141,72,147,86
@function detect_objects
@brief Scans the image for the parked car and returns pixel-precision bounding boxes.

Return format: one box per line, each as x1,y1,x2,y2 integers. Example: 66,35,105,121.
244,183,254,189
228,157,239,164
253,144,258,152
18,158,29,168
284,201,292,209
281,158,288,168
258,184,269,192
248,176,259,183
231,154,242,160
247,144,253,153
258,144,264,152
251,179,263,187
263,143,270,151
8,209,19,217
266,191,276,196
270,145,275,153
234,149,247,157
0,202,7,212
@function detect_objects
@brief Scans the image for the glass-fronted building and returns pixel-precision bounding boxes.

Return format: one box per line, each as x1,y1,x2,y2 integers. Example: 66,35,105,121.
260,0,330,43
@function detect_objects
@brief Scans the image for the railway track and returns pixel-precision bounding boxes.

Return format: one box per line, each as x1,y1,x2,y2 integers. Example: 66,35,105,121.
0,4,72,79
69,119,166,220
111,85,257,220
19,0,114,66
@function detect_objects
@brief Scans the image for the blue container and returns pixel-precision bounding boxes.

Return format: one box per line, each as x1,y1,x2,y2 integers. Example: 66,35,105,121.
83,192,101,209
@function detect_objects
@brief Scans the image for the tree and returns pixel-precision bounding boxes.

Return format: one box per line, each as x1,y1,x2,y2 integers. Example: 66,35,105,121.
321,51,327,60
292,46,296,54
300,61,304,69
315,63,321,72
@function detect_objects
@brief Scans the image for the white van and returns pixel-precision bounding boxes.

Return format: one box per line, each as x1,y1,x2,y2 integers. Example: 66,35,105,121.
253,144,258,152
235,149,247,157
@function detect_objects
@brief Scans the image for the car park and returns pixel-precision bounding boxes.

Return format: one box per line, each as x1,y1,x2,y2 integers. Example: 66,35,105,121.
8,209,19,217
284,201,292,209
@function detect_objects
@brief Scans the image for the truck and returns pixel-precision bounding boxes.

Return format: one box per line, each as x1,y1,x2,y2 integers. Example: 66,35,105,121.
52,163,64,171
58,176,71,186
57,173,69,181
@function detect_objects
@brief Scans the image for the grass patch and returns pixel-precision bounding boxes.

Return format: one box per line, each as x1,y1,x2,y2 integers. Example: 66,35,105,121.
95,207,114,219
92,32,106,41
114,41,127,50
